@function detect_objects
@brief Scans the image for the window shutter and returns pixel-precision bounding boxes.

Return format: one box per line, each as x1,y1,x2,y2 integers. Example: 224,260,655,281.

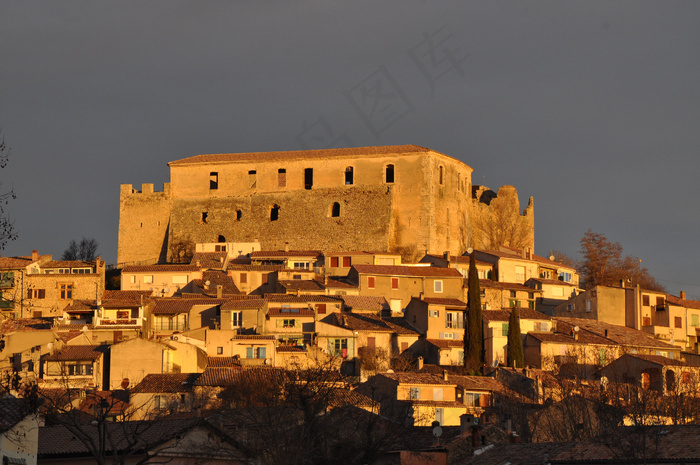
276,319,283,328
246,347,253,358
259,347,266,359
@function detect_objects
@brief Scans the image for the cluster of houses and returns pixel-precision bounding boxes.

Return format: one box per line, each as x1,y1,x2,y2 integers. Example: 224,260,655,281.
2,241,700,464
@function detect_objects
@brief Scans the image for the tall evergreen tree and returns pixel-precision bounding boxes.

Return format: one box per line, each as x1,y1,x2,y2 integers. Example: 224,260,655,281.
507,307,524,368
464,252,483,373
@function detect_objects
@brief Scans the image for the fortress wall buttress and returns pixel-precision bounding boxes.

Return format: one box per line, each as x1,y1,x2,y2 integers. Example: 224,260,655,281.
117,183,172,266
168,185,395,254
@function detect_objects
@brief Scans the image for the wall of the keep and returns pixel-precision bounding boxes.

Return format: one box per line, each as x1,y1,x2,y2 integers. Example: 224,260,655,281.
118,183,171,266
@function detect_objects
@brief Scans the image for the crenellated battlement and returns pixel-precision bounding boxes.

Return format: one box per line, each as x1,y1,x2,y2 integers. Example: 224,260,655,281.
120,183,171,196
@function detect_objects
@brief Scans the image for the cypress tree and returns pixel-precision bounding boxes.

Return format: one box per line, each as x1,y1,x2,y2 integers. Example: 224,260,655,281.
507,307,525,368
464,252,483,373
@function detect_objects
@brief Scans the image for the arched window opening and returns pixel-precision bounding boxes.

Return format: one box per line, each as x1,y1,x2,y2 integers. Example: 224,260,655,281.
270,204,280,221
331,202,341,217
385,164,394,184
345,167,354,185
218,235,226,243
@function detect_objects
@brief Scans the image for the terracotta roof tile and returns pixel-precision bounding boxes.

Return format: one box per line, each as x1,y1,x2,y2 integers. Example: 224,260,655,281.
420,297,467,307
267,308,316,317
479,280,541,292
265,294,342,303
378,371,456,386
220,299,266,310
0,256,33,269
251,250,322,258
152,298,226,315
122,264,200,273
1,317,53,334
168,145,430,166
101,290,152,307
41,260,96,269
45,345,108,361
190,251,227,269
667,294,700,311
278,280,325,292
482,308,551,322
131,373,201,393
340,295,389,312
426,338,464,349
207,356,242,368
555,317,679,350
227,264,284,272
0,397,33,433
195,367,284,386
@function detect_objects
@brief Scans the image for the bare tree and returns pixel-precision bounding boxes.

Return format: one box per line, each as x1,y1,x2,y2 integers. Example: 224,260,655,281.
62,237,99,261
0,126,17,250
578,229,664,291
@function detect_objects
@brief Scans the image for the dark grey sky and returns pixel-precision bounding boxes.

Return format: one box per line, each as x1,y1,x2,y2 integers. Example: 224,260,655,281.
2,2,699,297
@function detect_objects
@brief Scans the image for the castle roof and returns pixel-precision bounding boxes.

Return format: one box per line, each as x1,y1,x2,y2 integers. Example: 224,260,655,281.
168,145,462,167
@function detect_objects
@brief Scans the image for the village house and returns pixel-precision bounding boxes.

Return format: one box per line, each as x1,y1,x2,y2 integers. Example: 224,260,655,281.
338,295,390,315
482,308,552,367
479,279,541,311
598,353,700,395
347,264,464,315
420,253,495,279
227,263,281,295
121,264,202,297
250,249,323,272
0,250,105,319
129,373,201,420
148,298,226,338
524,277,579,315
471,247,578,288
404,297,467,366
92,290,152,333
42,345,109,390
0,317,61,382
324,251,403,277
0,397,40,465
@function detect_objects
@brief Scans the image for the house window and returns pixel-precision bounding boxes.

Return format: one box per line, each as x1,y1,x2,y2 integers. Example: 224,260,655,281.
391,277,399,290
236,210,242,221
445,311,463,329
656,296,665,307
27,289,45,299
675,316,683,328
249,170,257,188
330,338,348,358
342,256,351,267
599,348,607,366
210,172,218,190
239,273,248,284
173,276,187,284
510,291,517,298
385,164,394,183
246,347,267,359
144,275,153,284
154,395,165,410
317,304,326,314
331,202,340,217
304,168,313,190
683,371,692,384
501,323,509,336
217,347,223,355
643,316,652,326
59,284,73,300
693,314,699,327
367,276,375,289
434,280,443,293
330,257,339,267
409,387,421,400
429,309,439,317
367,337,376,348
232,311,242,328
345,166,354,185
586,300,592,312
202,212,208,223
129,275,136,284
278,168,286,187
283,319,296,328
643,295,650,306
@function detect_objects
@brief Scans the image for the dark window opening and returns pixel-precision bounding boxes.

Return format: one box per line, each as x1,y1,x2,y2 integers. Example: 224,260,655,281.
249,170,257,189
236,210,242,221
218,235,226,243
305,168,313,190
278,168,286,187
270,204,280,221
210,172,218,190
331,202,340,217
439,166,444,185
345,166,354,185
202,212,208,224
385,164,394,183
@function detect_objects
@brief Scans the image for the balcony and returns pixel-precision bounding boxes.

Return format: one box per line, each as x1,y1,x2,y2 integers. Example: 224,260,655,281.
94,316,144,327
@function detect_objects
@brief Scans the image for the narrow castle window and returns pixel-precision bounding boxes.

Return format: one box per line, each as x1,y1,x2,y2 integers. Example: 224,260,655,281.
202,212,208,224
331,202,340,217
345,167,354,185
305,168,313,190
236,210,242,221
278,168,286,187
439,166,444,185
210,172,218,190
385,164,394,184
270,204,280,221
249,170,257,189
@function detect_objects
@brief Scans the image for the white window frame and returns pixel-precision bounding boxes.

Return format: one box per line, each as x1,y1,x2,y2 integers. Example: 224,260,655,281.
434,280,443,293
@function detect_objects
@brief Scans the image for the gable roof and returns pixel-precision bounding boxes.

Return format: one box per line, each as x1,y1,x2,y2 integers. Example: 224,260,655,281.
152,298,226,315
0,397,34,433
340,295,389,312
168,145,432,166
251,250,322,259
131,373,201,393
1,317,54,335
377,371,456,386
122,264,201,273
45,345,109,361
483,308,551,322
190,251,228,269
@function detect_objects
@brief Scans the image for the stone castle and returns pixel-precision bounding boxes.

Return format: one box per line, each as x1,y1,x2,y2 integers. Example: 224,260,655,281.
117,145,534,266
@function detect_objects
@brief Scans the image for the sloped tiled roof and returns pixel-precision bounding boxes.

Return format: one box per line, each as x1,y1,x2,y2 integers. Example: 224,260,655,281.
195,270,241,295
195,367,283,387
251,250,322,258
0,256,34,269
220,299,266,310
278,280,325,293
267,308,316,317
207,356,242,368
331,312,395,332
426,339,464,349
190,251,227,269
526,277,577,287
1,317,53,334
169,145,430,166
63,300,96,314
122,264,201,273
352,264,463,278
227,264,284,272
265,294,342,304
555,317,679,350
45,345,108,361
379,371,456,386
340,295,389,312
420,297,467,307
0,397,33,433
483,308,551,322
479,280,541,292
667,294,700,311
131,373,201,393
101,290,152,308
622,353,689,367
152,298,226,315
323,277,357,289
41,260,96,269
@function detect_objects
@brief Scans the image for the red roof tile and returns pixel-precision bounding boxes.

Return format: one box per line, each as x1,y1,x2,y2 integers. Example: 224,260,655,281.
251,250,322,258
45,345,108,361
131,373,201,393
352,264,463,278
340,295,389,312
483,308,551,322
122,264,200,273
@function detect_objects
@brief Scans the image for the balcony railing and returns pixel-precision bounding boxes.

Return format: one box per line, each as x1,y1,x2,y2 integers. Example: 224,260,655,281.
95,317,143,327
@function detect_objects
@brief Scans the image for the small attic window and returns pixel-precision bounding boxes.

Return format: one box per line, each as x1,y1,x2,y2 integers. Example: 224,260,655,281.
210,172,218,190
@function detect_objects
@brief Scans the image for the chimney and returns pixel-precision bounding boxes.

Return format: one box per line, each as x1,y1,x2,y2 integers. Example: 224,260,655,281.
95,256,101,273
620,279,625,289
32,249,38,261
216,285,223,299
284,242,290,252
443,251,450,263
681,291,687,300
443,369,448,381
417,356,424,370
521,247,526,259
